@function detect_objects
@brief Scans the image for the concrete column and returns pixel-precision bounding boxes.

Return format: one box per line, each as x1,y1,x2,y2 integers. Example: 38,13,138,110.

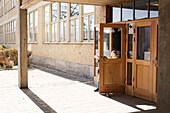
18,0,28,88
157,0,170,112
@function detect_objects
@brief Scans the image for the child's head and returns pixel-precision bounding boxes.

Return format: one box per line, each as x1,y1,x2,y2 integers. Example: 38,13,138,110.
97,69,100,75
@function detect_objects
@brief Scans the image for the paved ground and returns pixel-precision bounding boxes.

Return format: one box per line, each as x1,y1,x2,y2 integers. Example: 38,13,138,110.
0,66,156,113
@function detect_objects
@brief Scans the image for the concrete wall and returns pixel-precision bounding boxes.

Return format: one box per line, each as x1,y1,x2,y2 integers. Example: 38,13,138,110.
157,0,170,112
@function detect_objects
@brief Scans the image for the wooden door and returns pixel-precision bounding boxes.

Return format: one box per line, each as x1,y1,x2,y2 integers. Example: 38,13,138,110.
134,21,154,101
99,23,126,93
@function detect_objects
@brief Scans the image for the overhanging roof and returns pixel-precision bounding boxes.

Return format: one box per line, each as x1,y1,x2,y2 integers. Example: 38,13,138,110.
21,0,128,9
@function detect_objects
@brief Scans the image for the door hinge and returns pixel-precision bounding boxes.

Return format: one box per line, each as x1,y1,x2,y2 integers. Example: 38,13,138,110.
134,29,135,33
124,30,126,34
134,38,135,42
133,86,134,90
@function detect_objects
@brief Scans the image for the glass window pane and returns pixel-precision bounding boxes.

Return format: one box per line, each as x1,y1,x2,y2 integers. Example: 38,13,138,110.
127,63,132,86
60,3,67,19
128,24,133,59
35,11,38,26
150,0,159,18
70,20,74,42
103,28,110,58
83,5,94,14
60,22,63,42
45,25,47,42
35,27,38,42
70,4,79,17
45,6,49,23
112,5,121,22
110,28,122,58
30,13,33,28
55,23,57,42
47,25,49,42
90,15,94,40
52,24,55,42
75,19,79,42
83,17,88,41
52,3,58,22
122,2,133,21
137,26,150,61
135,0,148,20
64,21,67,42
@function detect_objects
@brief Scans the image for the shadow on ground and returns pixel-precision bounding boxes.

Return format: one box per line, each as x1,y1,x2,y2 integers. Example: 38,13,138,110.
21,88,57,113
26,65,156,113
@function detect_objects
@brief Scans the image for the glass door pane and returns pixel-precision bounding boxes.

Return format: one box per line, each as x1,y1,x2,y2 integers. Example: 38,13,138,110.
103,28,122,59
137,26,150,61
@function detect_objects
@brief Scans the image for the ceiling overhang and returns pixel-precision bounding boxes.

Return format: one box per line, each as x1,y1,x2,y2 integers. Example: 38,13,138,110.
21,0,128,9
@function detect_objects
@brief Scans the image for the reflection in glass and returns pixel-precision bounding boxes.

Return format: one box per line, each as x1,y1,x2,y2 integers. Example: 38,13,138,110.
112,5,121,22
137,26,150,61
75,19,79,42
135,0,148,20
83,5,94,14
150,0,159,18
122,2,133,21
52,3,58,22
127,63,132,86
60,3,67,19
70,4,79,17
70,20,74,42
83,17,88,40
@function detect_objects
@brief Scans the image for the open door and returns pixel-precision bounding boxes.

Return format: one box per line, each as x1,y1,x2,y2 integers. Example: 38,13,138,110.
99,23,126,93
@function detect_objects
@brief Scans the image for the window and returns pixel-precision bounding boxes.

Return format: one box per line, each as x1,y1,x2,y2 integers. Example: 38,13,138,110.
135,0,148,20
112,5,121,22
150,0,159,18
44,6,49,42
122,2,133,21
111,0,159,22
34,11,38,42
70,4,79,42
70,4,79,17
28,10,38,43
0,26,3,43
29,12,33,42
83,17,88,41
83,5,94,41
52,3,58,42
4,20,16,44
60,3,67,19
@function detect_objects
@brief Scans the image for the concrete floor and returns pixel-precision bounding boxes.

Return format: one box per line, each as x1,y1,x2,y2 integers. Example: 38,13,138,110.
0,66,156,113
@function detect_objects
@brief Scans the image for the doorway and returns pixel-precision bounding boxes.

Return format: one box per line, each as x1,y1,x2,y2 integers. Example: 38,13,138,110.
94,19,158,102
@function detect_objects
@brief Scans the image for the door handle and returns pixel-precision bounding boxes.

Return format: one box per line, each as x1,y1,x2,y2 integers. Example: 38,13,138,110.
153,56,158,67
100,55,108,63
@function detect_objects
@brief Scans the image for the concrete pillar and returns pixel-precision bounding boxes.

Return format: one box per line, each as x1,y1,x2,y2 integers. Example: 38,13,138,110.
157,0,170,112
18,0,28,88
